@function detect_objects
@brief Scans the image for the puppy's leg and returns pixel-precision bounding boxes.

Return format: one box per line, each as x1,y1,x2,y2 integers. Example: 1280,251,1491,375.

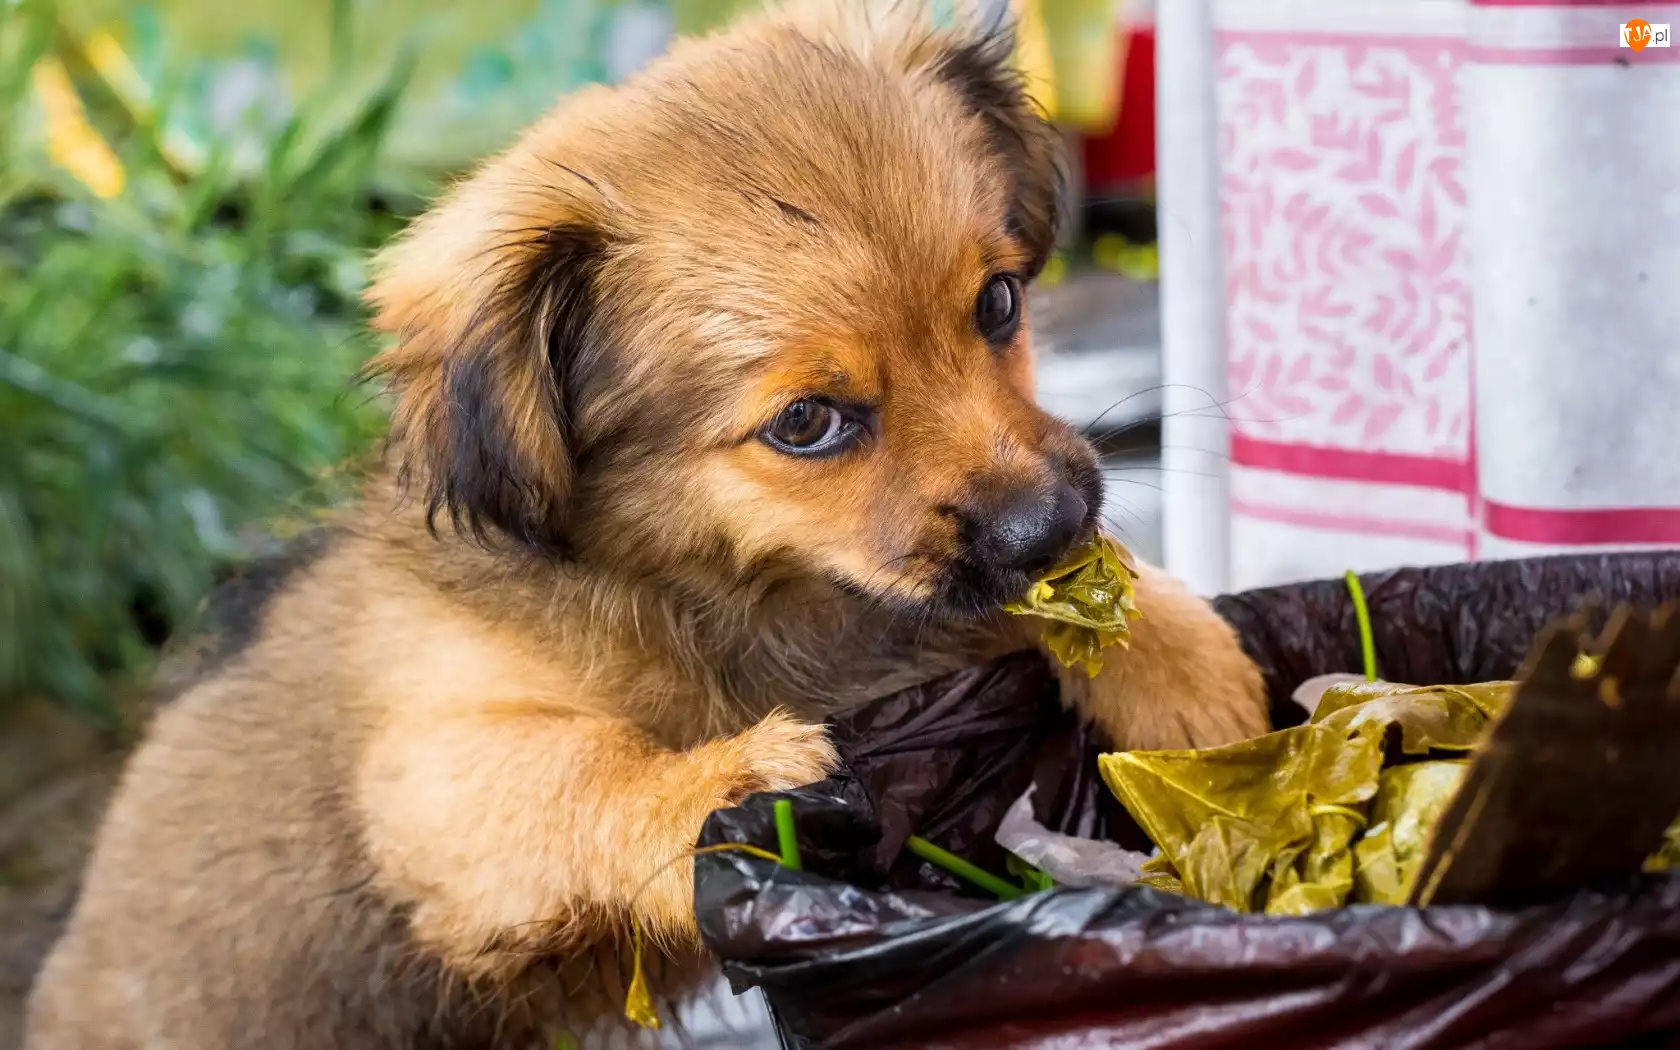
1050,561,1269,750
358,705,835,973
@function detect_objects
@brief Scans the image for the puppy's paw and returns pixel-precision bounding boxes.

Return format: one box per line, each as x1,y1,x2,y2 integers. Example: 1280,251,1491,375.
1163,626,1269,748
716,710,839,796
639,715,836,937
1065,563,1270,751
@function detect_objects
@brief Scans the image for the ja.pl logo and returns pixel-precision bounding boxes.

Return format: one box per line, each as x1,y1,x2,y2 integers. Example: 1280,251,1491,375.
1620,20,1671,52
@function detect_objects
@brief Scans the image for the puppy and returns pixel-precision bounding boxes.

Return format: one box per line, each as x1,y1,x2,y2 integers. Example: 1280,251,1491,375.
26,3,1267,1046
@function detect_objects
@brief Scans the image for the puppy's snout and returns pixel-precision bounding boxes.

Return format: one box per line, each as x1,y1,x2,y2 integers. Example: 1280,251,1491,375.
978,480,1087,577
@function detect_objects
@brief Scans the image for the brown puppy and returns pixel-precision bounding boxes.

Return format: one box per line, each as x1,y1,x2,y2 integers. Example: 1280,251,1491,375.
27,3,1267,1046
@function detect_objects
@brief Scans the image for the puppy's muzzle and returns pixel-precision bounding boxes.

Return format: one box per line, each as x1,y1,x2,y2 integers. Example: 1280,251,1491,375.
939,454,1103,614
974,480,1088,578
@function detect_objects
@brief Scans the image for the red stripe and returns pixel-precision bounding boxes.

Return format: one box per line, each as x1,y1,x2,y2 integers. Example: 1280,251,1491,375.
1231,435,1474,493
1233,499,1476,548
1482,501,1680,544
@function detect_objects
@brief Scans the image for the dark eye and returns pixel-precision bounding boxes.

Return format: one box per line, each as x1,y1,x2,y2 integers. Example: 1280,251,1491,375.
974,273,1022,344
764,399,851,455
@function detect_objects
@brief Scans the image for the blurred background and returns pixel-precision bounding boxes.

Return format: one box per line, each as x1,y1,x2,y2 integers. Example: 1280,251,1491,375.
4,0,1678,1043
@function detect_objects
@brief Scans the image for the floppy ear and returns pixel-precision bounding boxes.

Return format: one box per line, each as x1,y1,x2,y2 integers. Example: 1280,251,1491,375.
928,17,1068,278
364,165,609,558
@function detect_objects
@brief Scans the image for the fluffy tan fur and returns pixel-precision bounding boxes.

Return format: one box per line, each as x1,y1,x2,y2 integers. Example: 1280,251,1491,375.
27,3,1266,1046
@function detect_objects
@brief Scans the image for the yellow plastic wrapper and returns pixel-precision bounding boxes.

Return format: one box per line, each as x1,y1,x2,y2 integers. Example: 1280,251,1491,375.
1101,678,1680,913
623,918,662,1030
1005,532,1140,676
1041,0,1127,132
1648,821,1680,873
1099,682,1501,914
1352,760,1469,905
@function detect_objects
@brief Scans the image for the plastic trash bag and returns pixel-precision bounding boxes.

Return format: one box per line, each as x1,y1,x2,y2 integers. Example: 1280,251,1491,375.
695,551,1680,1049
993,785,1152,888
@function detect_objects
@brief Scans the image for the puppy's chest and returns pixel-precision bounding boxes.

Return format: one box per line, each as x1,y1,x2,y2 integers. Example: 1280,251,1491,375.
673,617,999,733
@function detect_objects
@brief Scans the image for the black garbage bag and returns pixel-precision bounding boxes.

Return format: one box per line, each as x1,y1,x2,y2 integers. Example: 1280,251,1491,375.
695,551,1680,1050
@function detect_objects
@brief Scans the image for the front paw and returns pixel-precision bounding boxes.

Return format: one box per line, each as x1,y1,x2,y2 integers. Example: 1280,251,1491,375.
1067,563,1269,751
642,714,837,935
1162,630,1269,748
714,709,839,796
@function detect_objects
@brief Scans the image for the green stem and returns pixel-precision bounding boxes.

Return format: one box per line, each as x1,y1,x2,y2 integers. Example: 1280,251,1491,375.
773,798,802,872
905,835,1022,901
1344,569,1378,682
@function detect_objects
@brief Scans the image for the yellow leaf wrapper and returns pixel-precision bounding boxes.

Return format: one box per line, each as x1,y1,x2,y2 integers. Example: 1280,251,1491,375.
623,919,661,1030
1102,677,1680,912
1352,760,1470,905
1099,682,1504,914
1647,820,1680,873
1004,533,1141,676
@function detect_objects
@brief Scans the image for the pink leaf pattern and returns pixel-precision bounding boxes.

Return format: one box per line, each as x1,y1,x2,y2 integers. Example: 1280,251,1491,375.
1373,354,1396,390
1363,403,1405,443
1394,141,1418,195
1360,193,1401,219
1218,33,1470,459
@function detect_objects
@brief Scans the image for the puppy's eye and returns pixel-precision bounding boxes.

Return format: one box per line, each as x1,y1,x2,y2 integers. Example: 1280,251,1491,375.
764,399,851,455
975,273,1022,345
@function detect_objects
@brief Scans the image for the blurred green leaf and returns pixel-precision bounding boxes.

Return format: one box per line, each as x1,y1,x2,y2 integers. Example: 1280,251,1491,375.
0,2,413,721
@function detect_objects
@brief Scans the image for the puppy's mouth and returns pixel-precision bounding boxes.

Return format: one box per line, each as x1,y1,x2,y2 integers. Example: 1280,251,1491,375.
929,499,1103,621
923,458,1106,620
931,525,1096,620
827,460,1105,622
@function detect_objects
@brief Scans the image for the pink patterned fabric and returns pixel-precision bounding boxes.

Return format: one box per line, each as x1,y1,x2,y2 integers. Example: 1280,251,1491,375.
1212,7,1680,587
1218,31,1471,465
1214,25,1480,586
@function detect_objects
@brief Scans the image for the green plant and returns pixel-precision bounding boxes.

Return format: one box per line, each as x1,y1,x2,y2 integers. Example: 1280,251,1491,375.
0,1,417,721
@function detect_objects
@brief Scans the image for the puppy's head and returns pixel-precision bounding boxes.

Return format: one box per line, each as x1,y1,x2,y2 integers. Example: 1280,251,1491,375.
367,1,1101,620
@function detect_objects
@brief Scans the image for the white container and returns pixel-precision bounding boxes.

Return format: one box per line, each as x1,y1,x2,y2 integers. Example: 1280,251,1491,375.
1464,0,1680,559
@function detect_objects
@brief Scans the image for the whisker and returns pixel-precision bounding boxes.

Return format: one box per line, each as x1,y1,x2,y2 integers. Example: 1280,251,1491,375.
1097,474,1168,494
1078,383,1175,434
1085,383,1291,448
1098,514,1145,552
1099,500,1150,536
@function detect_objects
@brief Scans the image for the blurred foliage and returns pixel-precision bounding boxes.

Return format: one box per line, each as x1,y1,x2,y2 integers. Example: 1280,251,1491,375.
47,0,1119,173
669,0,760,33
57,0,669,171
0,0,416,722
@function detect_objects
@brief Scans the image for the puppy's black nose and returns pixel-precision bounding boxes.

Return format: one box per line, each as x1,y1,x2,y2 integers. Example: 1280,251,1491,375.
981,481,1087,576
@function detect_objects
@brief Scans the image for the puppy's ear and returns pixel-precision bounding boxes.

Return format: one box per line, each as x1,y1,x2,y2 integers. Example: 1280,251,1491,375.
929,19,1067,278
364,165,610,557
